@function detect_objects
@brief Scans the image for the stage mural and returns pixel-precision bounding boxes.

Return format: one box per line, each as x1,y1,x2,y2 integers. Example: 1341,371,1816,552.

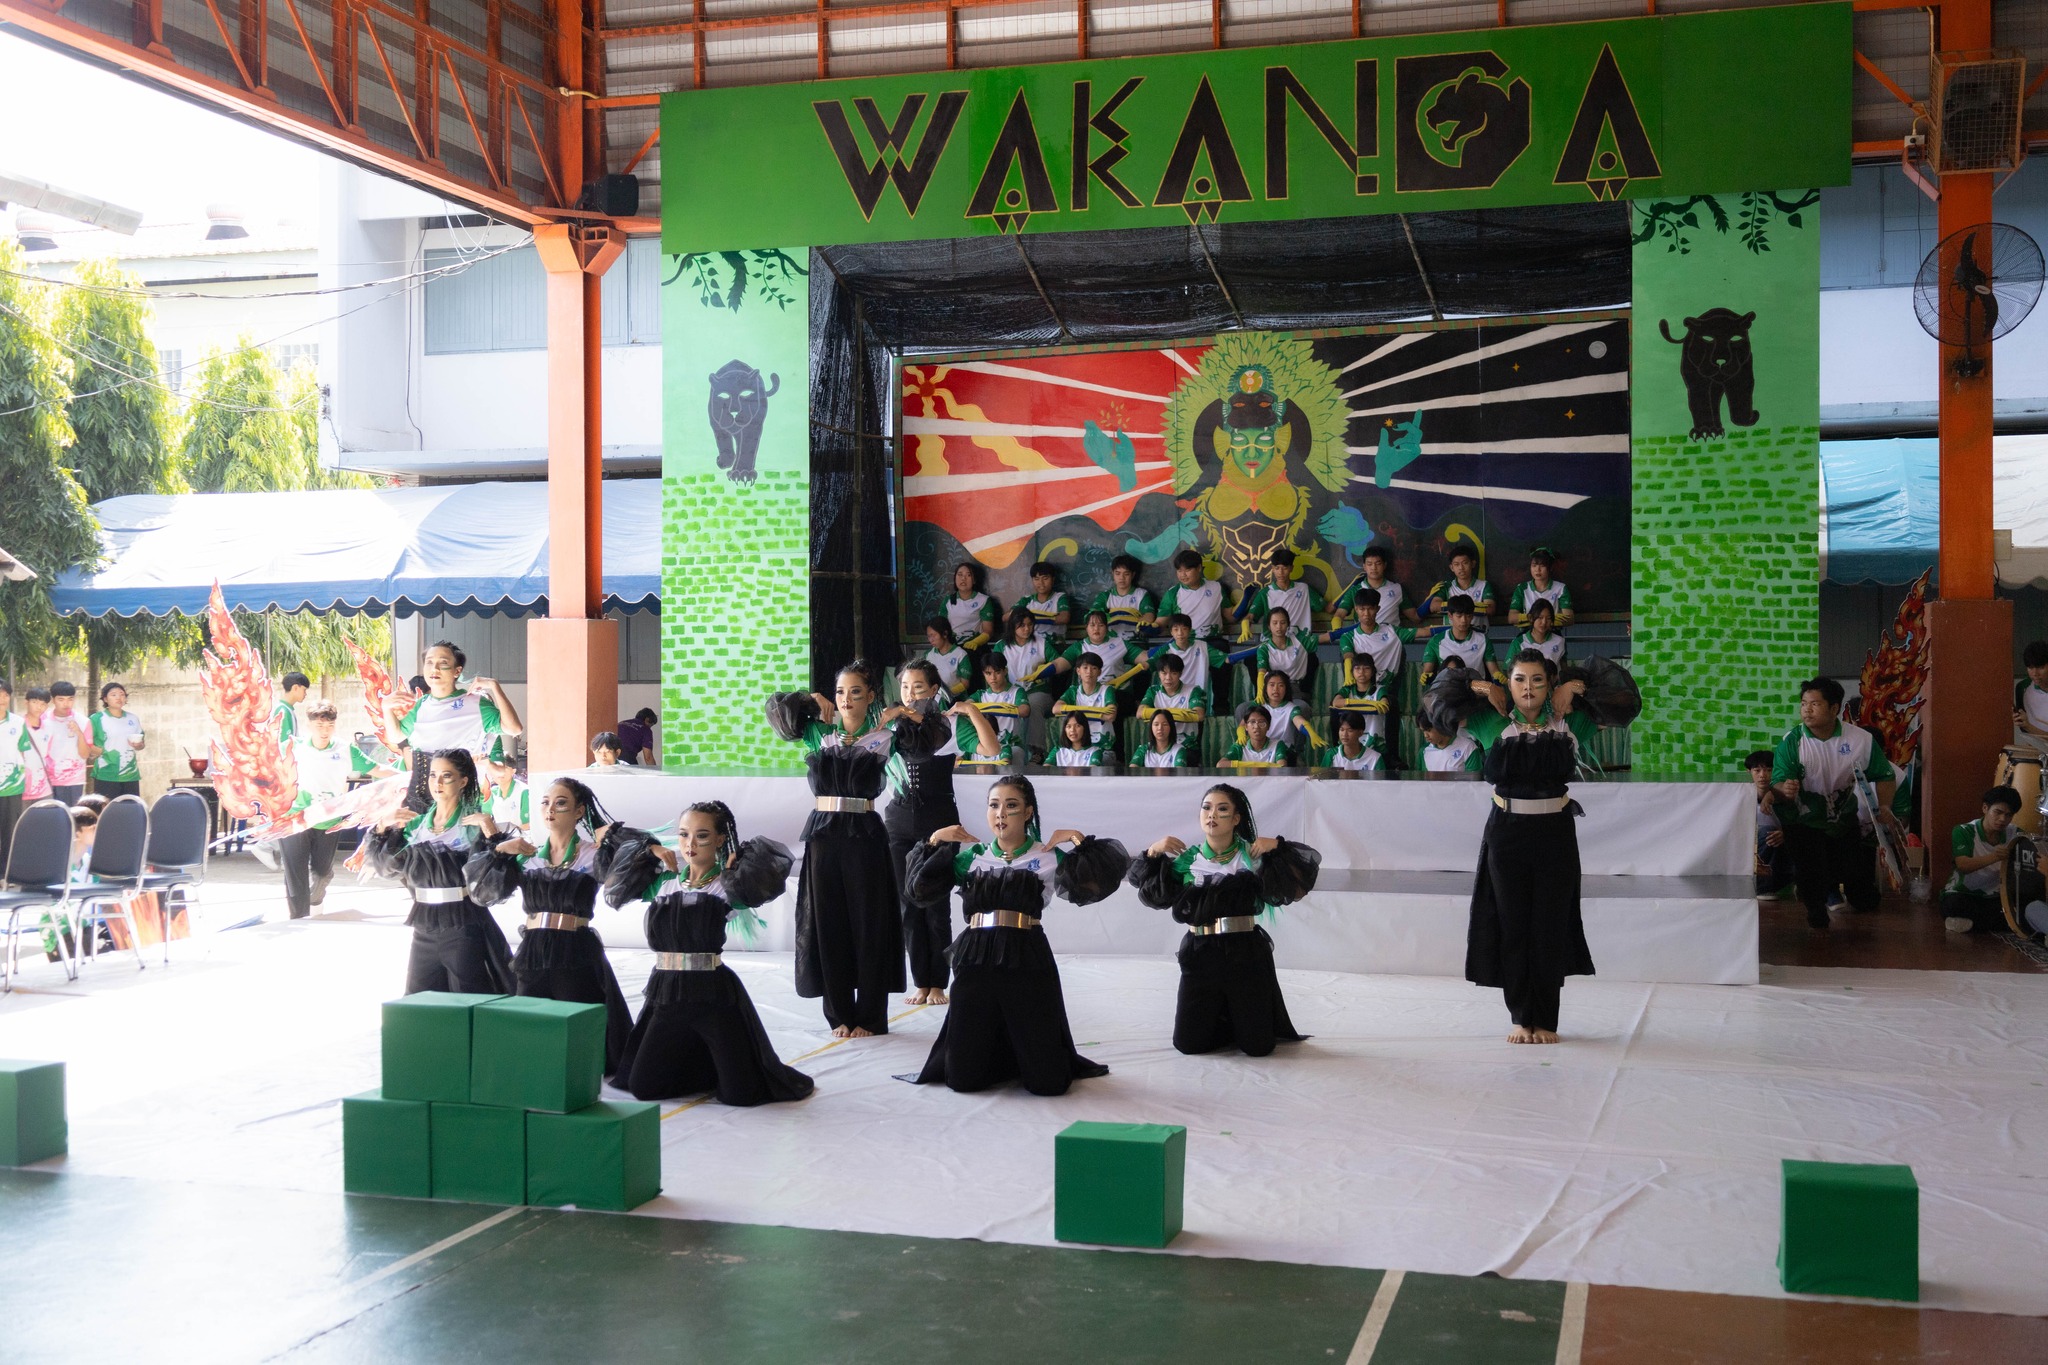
902,317,1631,626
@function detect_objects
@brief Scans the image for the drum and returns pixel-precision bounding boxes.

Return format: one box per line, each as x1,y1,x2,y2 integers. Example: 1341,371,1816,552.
2001,834,2044,937
1994,747,2043,836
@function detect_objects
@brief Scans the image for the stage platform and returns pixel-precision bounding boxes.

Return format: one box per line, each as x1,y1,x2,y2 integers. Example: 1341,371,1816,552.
562,768,1760,986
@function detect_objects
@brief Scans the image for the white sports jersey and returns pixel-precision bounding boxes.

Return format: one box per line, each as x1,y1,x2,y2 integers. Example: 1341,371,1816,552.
1512,632,1567,667
1788,723,1879,799
1166,641,1213,692
1422,730,1481,772
1326,745,1382,772
946,592,995,640
1433,631,1490,672
1348,624,1407,681
1166,580,1225,638
1261,583,1313,633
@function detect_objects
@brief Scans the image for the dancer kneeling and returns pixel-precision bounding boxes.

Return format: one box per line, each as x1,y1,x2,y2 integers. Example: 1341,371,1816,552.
366,749,514,995
1129,783,1320,1057
463,777,633,1073
905,776,1129,1095
601,802,814,1105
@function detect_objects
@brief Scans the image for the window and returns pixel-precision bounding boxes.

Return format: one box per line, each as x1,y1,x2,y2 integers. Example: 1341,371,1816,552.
424,237,663,354
273,343,318,374
159,348,183,393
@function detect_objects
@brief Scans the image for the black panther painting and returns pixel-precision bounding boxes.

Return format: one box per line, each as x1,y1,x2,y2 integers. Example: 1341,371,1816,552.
1659,308,1759,439
708,359,780,484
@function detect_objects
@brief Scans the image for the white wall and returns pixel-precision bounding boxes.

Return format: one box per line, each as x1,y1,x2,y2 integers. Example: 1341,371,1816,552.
417,345,662,451
1821,286,2048,412
151,277,322,375
318,166,423,460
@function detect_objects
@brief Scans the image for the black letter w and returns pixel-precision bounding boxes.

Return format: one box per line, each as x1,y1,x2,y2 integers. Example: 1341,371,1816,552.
813,91,969,220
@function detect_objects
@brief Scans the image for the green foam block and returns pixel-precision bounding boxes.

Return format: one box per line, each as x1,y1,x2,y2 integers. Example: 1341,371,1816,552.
526,1101,662,1212
0,1059,66,1166
381,992,505,1103
1779,1159,1919,1301
1054,1121,1185,1248
342,1090,431,1198
470,998,605,1114
429,1102,526,1205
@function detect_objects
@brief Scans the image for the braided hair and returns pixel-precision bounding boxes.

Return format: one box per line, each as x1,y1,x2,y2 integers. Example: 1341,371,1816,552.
546,776,615,832
402,748,482,818
682,799,741,865
1201,781,1257,844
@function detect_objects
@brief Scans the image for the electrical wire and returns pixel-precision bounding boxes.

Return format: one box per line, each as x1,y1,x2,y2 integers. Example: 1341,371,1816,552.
0,235,531,302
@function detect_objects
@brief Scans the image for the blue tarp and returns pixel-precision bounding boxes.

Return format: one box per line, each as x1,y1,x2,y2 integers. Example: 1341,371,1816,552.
1820,438,1940,586
49,479,661,618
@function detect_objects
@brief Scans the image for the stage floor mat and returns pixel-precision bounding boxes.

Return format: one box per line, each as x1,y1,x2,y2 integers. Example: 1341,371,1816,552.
2,899,2045,1317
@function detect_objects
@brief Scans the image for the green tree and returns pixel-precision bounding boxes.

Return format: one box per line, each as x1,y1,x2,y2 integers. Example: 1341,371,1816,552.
54,257,195,676
179,343,389,677
0,239,99,673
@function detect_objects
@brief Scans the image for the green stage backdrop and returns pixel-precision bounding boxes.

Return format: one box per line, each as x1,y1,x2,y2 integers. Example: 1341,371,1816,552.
660,247,812,771
662,6,1848,255
1630,190,1821,775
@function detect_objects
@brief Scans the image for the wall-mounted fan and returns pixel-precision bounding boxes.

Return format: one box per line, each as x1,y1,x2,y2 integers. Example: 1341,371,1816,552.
1913,223,2044,378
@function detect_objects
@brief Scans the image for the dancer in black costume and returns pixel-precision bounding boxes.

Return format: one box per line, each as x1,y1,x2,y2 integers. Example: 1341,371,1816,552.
463,776,634,1072
366,749,514,995
1130,783,1320,1056
905,774,1129,1095
601,801,813,1105
888,660,960,1007
768,660,950,1037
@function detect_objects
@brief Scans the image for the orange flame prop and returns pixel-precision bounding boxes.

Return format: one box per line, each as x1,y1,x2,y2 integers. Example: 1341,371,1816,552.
198,583,299,822
347,637,412,753
1858,569,1933,771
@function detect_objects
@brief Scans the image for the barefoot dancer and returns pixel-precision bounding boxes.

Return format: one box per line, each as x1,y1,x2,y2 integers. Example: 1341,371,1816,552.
601,801,813,1105
769,661,948,1038
1129,783,1320,1057
905,776,1128,1094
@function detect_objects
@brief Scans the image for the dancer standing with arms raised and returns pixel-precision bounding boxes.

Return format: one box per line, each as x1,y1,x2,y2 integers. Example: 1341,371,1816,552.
366,749,514,995
888,660,963,1007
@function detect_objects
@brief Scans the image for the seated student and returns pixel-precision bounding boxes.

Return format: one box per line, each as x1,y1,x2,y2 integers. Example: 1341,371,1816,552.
1507,547,1574,629
1419,717,1484,773
588,731,624,768
1328,654,1395,756
1232,547,1323,639
484,747,531,837
1319,711,1383,772
1050,611,1142,698
2015,640,2048,745
1510,599,1567,669
1229,606,1318,704
919,617,976,698
1236,670,1316,756
1335,545,1416,626
1747,750,1793,896
948,694,1013,766
1224,705,1293,769
1156,548,1230,643
1420,596,1496,685
1014,560,1073,642
1091,554,1158,640
1324,589,1414,695
1148,611,1230,704
1138,709,1196,769
1052,652,1118,746
1048,712,1117,769
963,655,1031,754
1941,786,2023,933
945,561,1002,650
1421,546,1495,623
998,608,1059,748
1137,653,1208,741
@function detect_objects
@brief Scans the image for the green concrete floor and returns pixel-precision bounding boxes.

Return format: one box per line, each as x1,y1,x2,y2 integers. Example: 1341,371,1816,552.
0,1170,1574,1364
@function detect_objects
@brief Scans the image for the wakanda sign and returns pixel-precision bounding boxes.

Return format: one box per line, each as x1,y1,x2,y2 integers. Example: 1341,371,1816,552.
661,4,1849,255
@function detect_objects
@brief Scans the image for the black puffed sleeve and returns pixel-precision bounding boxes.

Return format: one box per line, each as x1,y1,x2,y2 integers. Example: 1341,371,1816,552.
600,826,667,908
364,825,411,880
892,699,953,760
765,691,820,743
593,821,633,881
1126,851,1184,909
722,837,795,909
1561,656,1642,729
1054,836,1132,906
463,849,525,907
1418,665,1489,737
904,839,964,908
1257,838,1321,906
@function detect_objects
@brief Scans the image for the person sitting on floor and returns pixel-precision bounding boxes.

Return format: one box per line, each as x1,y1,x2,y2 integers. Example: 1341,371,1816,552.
1941,786,2022,934
2016,640,2048,746
1748,750,1792,896
1419,717,1483,773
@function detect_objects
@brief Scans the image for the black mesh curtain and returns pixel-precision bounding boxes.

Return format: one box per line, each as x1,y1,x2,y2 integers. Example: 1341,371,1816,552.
804,204,1630,678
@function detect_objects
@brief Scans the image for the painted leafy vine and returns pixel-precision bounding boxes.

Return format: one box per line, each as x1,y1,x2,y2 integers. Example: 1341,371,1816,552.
1631,190,1821,256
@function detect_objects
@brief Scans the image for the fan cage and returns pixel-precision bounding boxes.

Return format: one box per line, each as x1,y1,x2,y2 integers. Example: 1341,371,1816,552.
1930,52,2027,173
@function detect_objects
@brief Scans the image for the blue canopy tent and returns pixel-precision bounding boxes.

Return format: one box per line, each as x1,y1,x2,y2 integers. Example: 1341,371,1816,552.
49,479,662,618
1821,436,2048,588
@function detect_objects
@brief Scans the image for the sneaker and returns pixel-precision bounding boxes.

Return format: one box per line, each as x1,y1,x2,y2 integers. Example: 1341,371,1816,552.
1943,916,1975,934
249,842,279,871
1825,892,1846,912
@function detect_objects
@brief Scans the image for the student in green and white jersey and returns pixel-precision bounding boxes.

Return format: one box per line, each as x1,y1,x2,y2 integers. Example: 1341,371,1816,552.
1137,653,1208,741
1327,655,1394,753
1510,599,1568,670
0,681,26,870
1051,653,1118,745
1237,670,1317,756
2015,640,2048,743
1224,705,1293,768
88,682,146,797
1419,717,1484,772
1940,785,2022,933
1420,596,1498,685
1420,547,1495,622
1157,548,1230,641
1769,675,1899,929
1322,589,1415,692
1319,712,1384,772
1091,555,1159,641
1152,613,1230,699
963,655,1031,749
1334,546,1418,625
917,618,975,698
944,561,1002,649
1507,548,1574,629
483,746,532,836
1231,546,1324,638
279,699,373,918
1048,612,1141,692
1014,561,1074,642
1049,712,1118,769
274,672,310,749
1138,710,1195,769
390,640,524,764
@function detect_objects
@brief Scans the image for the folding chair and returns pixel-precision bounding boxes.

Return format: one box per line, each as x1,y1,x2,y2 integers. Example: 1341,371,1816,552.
0,801,77,991
138,789,210,964
68,794,150,974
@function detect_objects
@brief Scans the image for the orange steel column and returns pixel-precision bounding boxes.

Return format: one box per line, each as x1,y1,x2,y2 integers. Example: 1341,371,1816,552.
1920,0,2012,890
527,222,626,775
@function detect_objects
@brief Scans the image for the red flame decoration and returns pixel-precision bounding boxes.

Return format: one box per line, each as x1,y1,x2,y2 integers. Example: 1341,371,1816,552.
1858,569,1933,770
347,637,413,754
198,583,299,822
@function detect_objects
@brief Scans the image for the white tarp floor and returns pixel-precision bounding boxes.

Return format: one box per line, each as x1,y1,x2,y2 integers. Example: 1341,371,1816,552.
3,866,2046,1317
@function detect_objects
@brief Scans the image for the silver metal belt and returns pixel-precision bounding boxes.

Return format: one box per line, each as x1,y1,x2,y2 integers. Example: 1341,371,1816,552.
966,910,1041,930
1493,794,1571,815
1189,915,1258,936
815,796,874,813
413,886,467,905
652,951,723,971
525,913,591,931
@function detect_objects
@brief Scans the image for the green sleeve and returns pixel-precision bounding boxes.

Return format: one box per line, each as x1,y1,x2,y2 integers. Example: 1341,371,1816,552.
1463,744,1486,772
1224,742,1246,761
979,598,1000,624
1156,586,1179,616
350,744,375,775
89,714,106,747
1508,583,1527,613
1421,634,1444,664
1951,822,1976,859
1275,741,1295,764
1058,683,1081,706
1189,686,1210,712
953,844,978,879
478,696,503,735
396,705,418,739
1207,644,1227,669
1141,590,1159,614
1861,730,1895,782
1307,587,1325,611
1138,684,1160,708
1557,584,1574,611
278,707,298,744
1465,710,1507,749
1770,731,1803,785
799,719,832,753
1566,709,1600,749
